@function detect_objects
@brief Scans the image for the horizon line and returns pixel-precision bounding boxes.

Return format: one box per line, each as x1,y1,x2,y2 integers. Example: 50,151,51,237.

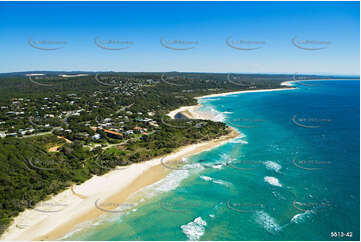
0,70,359,77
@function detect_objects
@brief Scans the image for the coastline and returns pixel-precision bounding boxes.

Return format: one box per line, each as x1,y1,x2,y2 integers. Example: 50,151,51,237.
167,104,203,119
1,86,299,241
39,127,239,241
38,80,358,241
168,87,297,120
281,78,360,87
195,87,296,99
1,104,239,241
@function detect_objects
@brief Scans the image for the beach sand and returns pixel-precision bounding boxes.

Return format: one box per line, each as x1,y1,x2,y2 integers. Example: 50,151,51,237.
280,78,359,87
195,87,296,99
1,103,239,241
167,104,207,120
168,87,296,121
2,86,300,241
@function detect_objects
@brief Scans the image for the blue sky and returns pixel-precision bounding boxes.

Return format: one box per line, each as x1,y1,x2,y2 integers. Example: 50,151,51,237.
0,1,359,75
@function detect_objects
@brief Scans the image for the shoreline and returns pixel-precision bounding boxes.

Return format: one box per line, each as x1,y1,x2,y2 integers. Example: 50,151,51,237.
281,78,360,87
1,106,239,241
167,104,203,119
2,130,239,241
194,87,296,99
1,85,302,241
38,127,239,241
168,87,298,120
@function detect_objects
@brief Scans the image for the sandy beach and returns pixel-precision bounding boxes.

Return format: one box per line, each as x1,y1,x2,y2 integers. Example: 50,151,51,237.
167,104,213,120
168,87,296,121
167,104,203,119
1,86,302,241
281,78,359,87
195,87,295,99
1,101,239,241
168,88,298,121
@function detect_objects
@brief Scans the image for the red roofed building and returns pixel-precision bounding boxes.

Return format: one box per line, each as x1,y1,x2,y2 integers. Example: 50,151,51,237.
103,129,123,139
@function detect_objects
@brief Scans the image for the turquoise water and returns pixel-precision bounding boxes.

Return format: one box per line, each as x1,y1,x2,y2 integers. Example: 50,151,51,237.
64,80,360,241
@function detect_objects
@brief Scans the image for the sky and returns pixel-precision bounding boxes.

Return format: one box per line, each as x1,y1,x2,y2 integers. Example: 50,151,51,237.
0,1,359,75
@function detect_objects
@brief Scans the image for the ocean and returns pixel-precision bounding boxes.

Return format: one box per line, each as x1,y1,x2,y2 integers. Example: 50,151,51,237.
64,80,360,241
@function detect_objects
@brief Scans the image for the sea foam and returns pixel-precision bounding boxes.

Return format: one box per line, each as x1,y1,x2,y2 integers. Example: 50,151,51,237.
200,175,213,181
229,137,248,144
211,164,223,169
181,217,207,241
290,210,314,224
264,176,282,187
264,161,282,173
141,162,203,197
200,175,232,187
254,211,282,234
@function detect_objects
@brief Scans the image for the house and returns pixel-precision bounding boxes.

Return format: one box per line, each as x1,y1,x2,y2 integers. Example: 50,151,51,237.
149,121,159,127
124,130,134,135
133,126,142,133
103,129,123,139
92,134,101,140
0,132,6,138
100,122,112,128
75,132,89,140
26,128,35,133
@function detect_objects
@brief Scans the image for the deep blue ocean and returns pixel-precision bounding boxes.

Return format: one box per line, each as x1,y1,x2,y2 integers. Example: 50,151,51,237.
64,80,360,241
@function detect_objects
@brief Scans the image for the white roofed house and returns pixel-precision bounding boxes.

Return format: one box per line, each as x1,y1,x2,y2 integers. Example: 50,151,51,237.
149,121,159,127
0,132,6,138
92,134,101,140
26,128,35,133
124,130,134,135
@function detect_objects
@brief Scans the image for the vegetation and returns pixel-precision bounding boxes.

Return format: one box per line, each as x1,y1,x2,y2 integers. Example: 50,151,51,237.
0,71,339,234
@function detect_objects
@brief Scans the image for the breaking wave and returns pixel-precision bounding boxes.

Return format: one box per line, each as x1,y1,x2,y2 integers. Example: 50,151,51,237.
264,176,282,187
200,175,232,187
181,217,207,241
264,161,282,173
290,210,314,224
254,211,282,234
